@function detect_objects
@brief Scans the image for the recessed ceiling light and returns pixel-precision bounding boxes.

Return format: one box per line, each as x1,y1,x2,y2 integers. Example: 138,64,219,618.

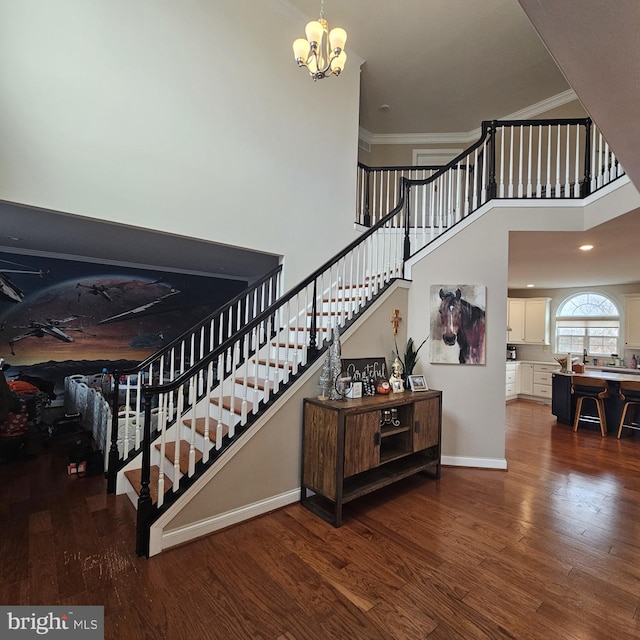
378,104,390,112
526,284,535,288
579,244,594,251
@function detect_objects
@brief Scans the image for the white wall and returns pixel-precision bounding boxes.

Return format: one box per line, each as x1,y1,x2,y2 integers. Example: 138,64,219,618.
0,0,362,289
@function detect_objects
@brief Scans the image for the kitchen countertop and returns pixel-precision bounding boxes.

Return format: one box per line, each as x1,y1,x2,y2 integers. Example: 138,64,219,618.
507,360,640,375
554,369,640,383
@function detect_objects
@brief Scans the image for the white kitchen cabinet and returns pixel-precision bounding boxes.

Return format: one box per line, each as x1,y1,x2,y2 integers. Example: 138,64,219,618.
519,363,534,395
507,299,525,343
507,297,551,345
506,363,518,400
625,295,640,348
532,363,559,401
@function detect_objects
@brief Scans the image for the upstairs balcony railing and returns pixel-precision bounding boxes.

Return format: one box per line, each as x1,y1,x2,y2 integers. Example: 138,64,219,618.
357,118,623,233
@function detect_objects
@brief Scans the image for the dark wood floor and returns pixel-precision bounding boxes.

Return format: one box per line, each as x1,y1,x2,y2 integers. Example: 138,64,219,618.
1,400,639,639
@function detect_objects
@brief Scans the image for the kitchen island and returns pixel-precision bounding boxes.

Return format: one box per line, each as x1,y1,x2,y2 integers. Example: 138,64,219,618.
551,370,640,433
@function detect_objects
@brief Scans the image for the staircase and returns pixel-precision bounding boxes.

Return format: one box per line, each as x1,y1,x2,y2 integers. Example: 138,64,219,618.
117,277,383,497
107,116,625,556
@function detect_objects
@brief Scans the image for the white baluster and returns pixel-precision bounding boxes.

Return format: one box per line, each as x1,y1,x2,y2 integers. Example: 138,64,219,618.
536,127,542,198
188,374,197,476
508,127,514,198
241,335,248,423
517,125,524,198
173,388,184,491
215,355,224,449
202,362,213,462
564,124,571,196
156,392,168,507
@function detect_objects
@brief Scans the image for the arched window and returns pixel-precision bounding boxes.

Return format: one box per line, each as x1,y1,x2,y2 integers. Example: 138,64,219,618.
555,292,620,356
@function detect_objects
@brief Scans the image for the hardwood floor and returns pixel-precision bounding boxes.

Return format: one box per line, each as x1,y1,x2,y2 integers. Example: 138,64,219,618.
1,400,639,639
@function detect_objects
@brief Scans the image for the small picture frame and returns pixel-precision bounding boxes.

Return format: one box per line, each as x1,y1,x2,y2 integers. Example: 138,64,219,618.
408,374,428,392
346,381,362,399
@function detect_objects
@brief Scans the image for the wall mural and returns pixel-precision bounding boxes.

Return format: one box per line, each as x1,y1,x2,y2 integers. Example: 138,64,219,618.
430,284,486,365
0,251,247,396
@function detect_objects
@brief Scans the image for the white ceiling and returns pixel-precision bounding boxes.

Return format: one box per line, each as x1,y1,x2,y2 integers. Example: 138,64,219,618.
3,0,639,290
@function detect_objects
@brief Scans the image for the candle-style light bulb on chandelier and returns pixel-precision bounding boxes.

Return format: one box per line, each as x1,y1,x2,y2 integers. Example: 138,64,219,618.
292,0,347,80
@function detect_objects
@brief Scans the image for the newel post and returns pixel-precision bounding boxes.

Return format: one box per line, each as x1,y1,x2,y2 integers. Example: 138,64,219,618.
487,120,498,201
581,118,592,198
309,279,318,356
403,183,412,266
135,387,154,557
106,373,121,493
363,167,371,227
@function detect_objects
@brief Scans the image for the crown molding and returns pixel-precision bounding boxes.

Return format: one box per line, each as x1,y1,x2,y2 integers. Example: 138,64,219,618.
361,89,578,146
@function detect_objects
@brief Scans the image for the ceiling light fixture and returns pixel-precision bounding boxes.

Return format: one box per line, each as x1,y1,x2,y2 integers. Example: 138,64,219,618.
526,284,535,288
292,0,347,81
579,244,594,251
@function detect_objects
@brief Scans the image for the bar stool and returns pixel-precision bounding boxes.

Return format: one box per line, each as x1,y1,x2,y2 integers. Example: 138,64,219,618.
617,379,640,438
571,376,609,437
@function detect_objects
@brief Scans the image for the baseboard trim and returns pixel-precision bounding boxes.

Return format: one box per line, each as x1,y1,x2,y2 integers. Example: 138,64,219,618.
158,488,300,554
441,455,508,470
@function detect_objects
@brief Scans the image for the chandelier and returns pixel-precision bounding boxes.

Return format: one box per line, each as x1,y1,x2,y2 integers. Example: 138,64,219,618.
292,0,347,80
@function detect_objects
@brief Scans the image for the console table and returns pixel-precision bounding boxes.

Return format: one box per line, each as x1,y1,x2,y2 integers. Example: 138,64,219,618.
301,390,442,526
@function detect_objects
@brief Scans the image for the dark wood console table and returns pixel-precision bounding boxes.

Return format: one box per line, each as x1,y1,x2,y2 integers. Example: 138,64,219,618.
301,391,442,526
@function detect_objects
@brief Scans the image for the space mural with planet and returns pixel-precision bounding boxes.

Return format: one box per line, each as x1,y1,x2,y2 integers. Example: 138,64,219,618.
0,251,247,393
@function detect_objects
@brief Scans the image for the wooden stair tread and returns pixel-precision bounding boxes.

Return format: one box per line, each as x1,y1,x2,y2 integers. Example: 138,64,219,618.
183,417,230,442
209,395,254,413
124,466,172,504
235,377,275,391
271,341,305,349
254,359,292,369
155,440,202,474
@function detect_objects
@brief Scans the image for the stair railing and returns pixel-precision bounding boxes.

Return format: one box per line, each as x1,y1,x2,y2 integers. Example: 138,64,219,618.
134,199,409,555
359,118,624,242
106,264,282,492
357,163,444,226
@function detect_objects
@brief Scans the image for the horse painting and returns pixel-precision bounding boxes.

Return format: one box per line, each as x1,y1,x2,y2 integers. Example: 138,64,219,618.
436,287,486,364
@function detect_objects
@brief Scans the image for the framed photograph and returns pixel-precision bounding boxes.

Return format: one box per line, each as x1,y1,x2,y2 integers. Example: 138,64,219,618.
346,381,362,399
408,374,428,392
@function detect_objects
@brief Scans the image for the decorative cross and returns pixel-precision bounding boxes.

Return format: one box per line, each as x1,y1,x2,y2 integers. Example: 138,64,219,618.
390,308,402,334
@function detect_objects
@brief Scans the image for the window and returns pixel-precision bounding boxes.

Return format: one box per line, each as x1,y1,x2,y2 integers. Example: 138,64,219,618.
555,293,619,356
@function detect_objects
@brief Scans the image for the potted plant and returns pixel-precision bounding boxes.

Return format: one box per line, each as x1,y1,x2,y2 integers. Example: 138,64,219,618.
394,336,428,387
